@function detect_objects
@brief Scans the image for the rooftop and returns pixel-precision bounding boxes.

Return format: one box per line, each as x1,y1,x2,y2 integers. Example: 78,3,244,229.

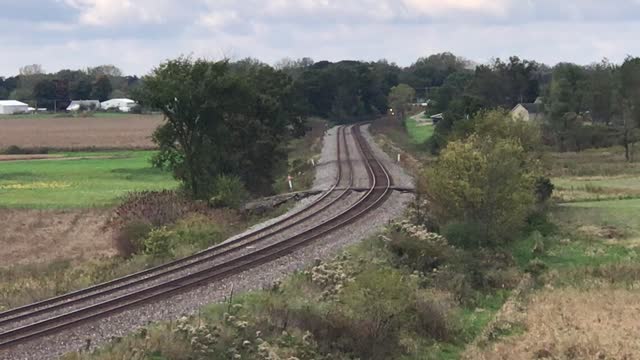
518,103,542,114
0,100,28,106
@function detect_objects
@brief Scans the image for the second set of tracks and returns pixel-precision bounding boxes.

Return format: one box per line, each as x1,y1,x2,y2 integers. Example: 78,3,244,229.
0,123,393,351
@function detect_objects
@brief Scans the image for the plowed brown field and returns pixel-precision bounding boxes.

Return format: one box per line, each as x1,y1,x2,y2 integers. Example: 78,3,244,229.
0,115,164,150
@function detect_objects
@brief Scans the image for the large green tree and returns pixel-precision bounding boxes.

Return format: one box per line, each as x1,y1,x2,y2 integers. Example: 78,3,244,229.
139,57,302,198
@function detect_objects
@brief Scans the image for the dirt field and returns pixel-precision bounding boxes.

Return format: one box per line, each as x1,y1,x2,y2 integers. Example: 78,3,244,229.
0,114,164,150
0,209,115,266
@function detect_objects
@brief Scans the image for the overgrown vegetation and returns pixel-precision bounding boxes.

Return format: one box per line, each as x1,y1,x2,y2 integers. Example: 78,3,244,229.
0,189,302,311
63,216,520,360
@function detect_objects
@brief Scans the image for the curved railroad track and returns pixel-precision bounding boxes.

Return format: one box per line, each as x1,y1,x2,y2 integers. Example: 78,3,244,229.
0,123,392,350
0,125,352,328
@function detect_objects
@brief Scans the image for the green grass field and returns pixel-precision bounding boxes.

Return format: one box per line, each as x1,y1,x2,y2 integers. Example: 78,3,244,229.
0,151,177,208
405,117,434,144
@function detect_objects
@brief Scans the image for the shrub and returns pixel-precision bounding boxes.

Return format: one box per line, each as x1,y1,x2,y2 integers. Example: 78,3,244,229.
143,227,176,258
422,134,538,247
108,190,209,230
336,267,415,359
442,221,485,249
525,259,548,277
209,175,249,209
534,177,555,203
525,212,557,237
172,214,226,249
413,290,459,342
388,221,457,272
113,220,152,257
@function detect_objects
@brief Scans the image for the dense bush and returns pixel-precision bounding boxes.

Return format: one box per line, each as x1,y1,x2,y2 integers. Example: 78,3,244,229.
108,190,209,230
109,191,232,258
421,131,539,247
387,221,520,306
172,214,226,249
209,175,249,209
143,227,176,258
441,221,485,249
388,221,457,272
113,220,152,257
414,289,459,342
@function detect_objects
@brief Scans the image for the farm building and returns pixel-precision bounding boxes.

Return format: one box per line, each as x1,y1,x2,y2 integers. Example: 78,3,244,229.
511,103,544,121
101,98,137,112
67,100,100,111
0,100,29,115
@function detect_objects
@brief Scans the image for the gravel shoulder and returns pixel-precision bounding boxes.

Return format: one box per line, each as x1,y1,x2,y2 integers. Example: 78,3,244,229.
1,124,414,360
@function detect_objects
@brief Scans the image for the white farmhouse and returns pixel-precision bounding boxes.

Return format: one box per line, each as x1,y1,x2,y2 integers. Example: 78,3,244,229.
511,103,543,122
101,98,137,112
0,100,29,115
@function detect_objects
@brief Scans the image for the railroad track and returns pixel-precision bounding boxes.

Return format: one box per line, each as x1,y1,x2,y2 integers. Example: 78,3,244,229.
0,125,353,329
0,123,392,350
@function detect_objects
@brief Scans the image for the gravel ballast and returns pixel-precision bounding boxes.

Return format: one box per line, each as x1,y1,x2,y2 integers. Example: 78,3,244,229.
1,124,414,360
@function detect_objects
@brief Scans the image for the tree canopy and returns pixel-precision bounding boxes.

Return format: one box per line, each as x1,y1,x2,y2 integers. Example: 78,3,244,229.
138,57,304,199
420,110,541,247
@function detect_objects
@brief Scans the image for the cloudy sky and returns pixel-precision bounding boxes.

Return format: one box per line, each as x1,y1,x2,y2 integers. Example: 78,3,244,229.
1,0,640,76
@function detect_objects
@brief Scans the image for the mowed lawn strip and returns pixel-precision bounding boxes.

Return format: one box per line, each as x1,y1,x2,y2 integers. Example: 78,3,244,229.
0,151,177,208
405,117,434,144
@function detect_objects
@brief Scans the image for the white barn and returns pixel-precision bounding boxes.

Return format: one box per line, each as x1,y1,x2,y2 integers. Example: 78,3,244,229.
0,100,29,115
101,98,137,112
67,100,100,111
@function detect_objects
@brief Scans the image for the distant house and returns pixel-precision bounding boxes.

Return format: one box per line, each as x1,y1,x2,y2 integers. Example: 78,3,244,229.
430,113,444,124
0,100,29,115
101,98,137,112
511,102,544,122
67,100,100,112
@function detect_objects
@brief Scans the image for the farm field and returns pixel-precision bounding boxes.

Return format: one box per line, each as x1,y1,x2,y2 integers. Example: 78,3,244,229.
550,147,640,202
0,114,163,150
0,151,177,208
0,209,116,266
475,148,640,358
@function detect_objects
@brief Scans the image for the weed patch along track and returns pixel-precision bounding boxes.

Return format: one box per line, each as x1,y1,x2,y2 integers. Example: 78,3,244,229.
0,123,393,351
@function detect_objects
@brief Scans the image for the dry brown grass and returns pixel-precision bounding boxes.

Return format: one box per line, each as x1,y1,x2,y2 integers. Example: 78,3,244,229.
470,287,640,360
0,115,164,150
0,209,115,266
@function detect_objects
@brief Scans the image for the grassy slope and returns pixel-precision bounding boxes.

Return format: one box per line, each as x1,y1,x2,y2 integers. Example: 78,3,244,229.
405,116,435,145
0,151,177,208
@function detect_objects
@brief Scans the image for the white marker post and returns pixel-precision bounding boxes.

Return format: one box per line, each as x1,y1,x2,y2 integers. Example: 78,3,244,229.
311,158,316,167
288,175,293,191
397,153,401,163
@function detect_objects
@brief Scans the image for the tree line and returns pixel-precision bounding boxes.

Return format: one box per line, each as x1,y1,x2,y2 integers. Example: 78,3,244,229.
420,56,640,160
0,64,140,109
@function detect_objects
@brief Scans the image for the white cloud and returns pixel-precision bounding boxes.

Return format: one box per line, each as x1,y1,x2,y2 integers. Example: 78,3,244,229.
63,0,181,25
402,0,512,16
2,0,640,76
198,10,240,30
